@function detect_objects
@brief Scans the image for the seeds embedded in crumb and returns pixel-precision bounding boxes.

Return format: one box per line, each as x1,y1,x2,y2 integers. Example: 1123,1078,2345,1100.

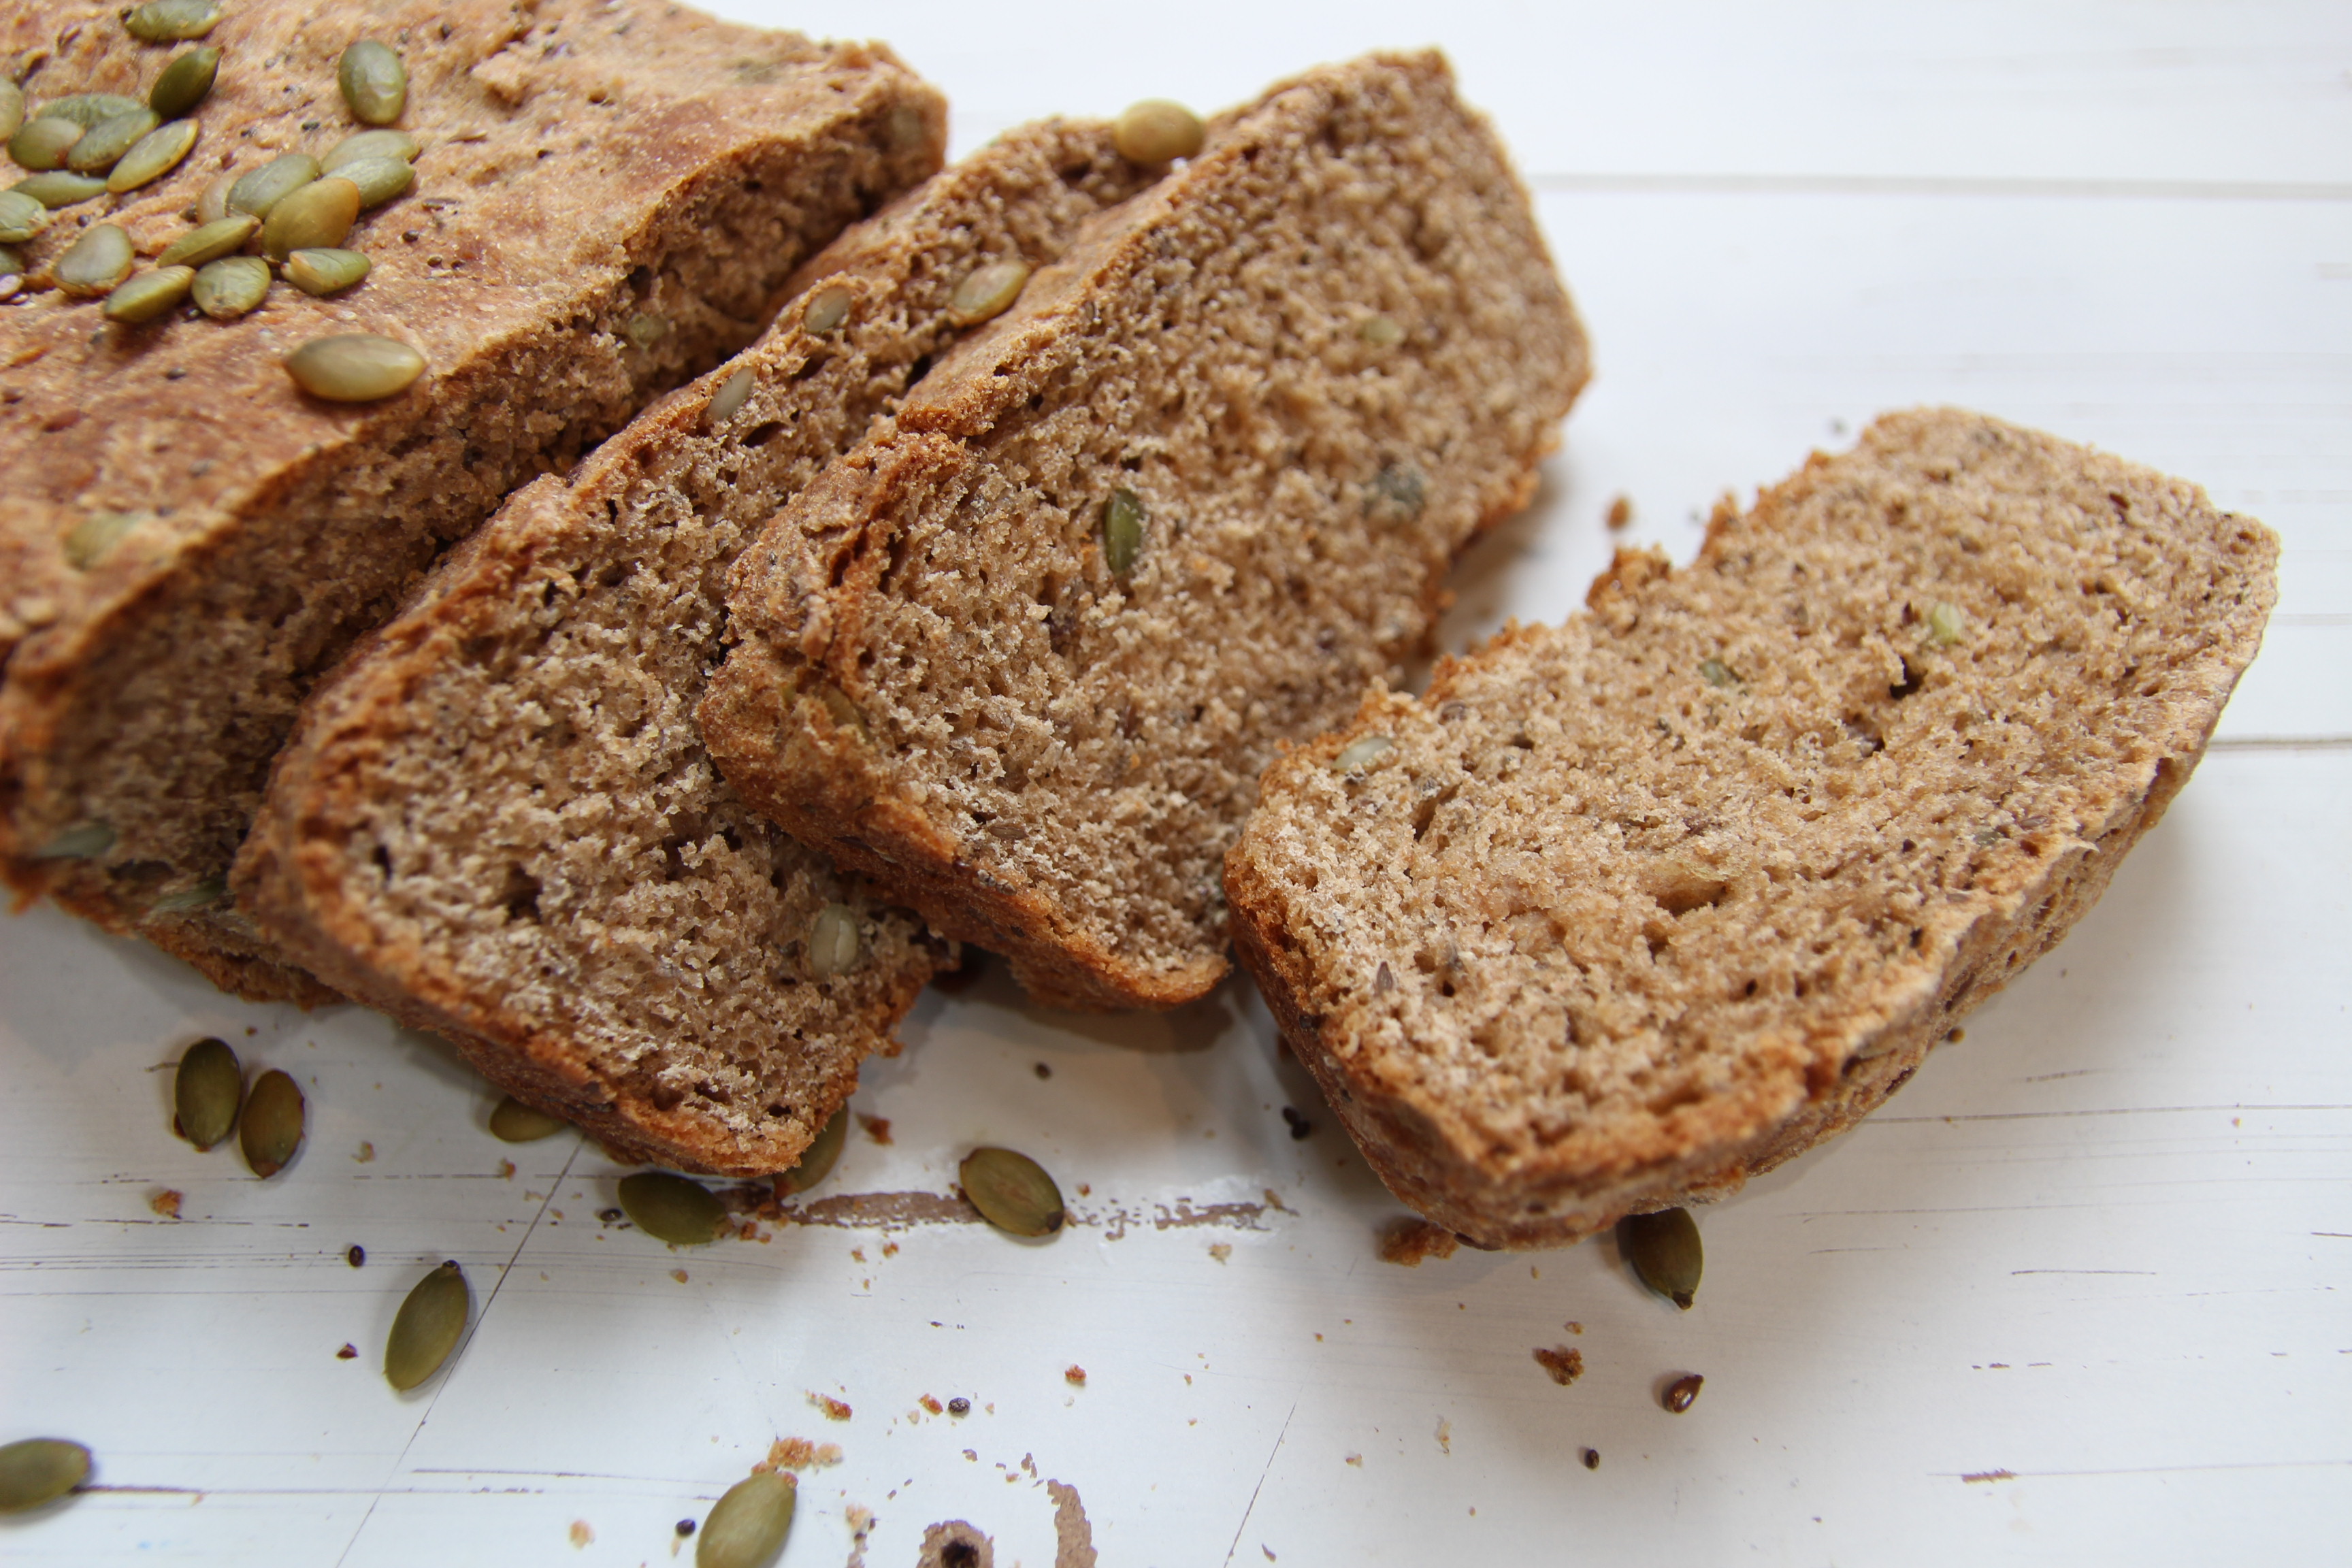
1616,1207,1702,1309
801,283,852,335
124,0,220,42
240,1068,306,1177
1331,735,1395,772
706,366,755,425
1533,1345,1584,1386
193,255,270,319
776,1105,849,1195
103,265,196,325
1112,99,1205,165
618,1171,728,1246
193,168,238,223
261,176,360,260
33,821,114,860
148,47,221,118
946,257,1028,327
108,117,200,193
338,40,409,126
1698,657,1740,689
696,1471,795,1568
322,127,421,171
334,154,414,209
35,94,147,129
1364,463,1426,523
1100,487,1145,579
14,171,110,209
159,213,259,268
384,1260,469,1390
960,1147,1066,1238
0,1437,91,1515
174,1036,242,1150
1926,600,1967,647
284,247,370,296
806,902,860,980
1358,315,1404,348
66,108,160,174
489,1095,568,1143
284,333,427,402
227,152,321,219
1661,1373,1704,1414
9,116,85,172
62,510,144,569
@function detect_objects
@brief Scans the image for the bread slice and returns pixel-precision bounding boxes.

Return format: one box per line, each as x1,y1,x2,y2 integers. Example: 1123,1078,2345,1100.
0,0,944,1003
1224,410,2278,1248
231,122,1163,1175
701,51,1589,1011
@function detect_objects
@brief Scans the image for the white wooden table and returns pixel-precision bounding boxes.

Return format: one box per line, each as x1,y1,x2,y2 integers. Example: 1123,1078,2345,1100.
5,3,2347,1563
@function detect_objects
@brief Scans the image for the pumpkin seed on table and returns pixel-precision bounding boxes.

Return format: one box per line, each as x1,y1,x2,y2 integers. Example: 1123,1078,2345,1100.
0,1437,90,1514
148,46,220,118
960,1147,1065,1237
1616,1206,1703,1309
323,127,421,171
193,254,268,318
705,365,755,425
65,108,159,174
1112,99,1205,165
227,152,320,218
107,117,199,194
489,1094,568,1143
38,94,147,129
240,1068,305,1177
159,212,257,267
338,40,408,126
0,189,48,244
806,902,860,980
33,821,114,859
9,116,84,172
103,265,195,324
284,333,426,401
333,154,412,209
384,1260,468,1390
12,171,109,208
54,223,134,296
0,80,21,144
1100,488,1145,578
261,175,357,259
946,258,1028,327
618,1171,727,1245
697,1471,795,1568
776,1105,848,1196
63,510,143,568
124,0,220,42
174,1036,242,1149
801,283,851,335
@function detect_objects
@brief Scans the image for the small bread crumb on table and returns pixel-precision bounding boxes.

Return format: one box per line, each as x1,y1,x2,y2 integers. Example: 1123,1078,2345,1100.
1533,1345,1585,1386
1377,1217,1460,1265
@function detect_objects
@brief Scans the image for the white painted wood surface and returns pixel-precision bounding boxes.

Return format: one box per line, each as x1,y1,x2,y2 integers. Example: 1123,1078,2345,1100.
4,3,2347,1563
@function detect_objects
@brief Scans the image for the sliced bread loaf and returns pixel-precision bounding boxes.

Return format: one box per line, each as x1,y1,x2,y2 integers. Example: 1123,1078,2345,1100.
231,122,1162,1174
702,51,1589,1011
1224,410,2278,1248
0,0,943,1003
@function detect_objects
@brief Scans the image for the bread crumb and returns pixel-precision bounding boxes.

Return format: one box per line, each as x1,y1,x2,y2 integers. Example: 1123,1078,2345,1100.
1064,1365,1087,1387
1343,1453,1362,1467
810,1392,853,1421
497,1160,515,1179
1533,1346,1584,1386
919,1394,944,1415
149,1188,182,1218
858,1114,893,1145
1209,1243,1232,1264
1435,1418,1451,1454
353,1141,375,1162
568,1520,593,1547
1378,1218,1458,1265
671,1269,688,1284
1076,1183,1090,1197
336,1343,357,1359
1606,494,1634,530
755,1437,842,1473
882,1241,899,1257
1565,1321,1582,1335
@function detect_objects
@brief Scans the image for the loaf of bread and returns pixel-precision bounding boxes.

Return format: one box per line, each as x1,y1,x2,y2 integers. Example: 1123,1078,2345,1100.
702,51,1589,1011
1225,410,2278,1247
0,0,943,1003
233,122,1162,1174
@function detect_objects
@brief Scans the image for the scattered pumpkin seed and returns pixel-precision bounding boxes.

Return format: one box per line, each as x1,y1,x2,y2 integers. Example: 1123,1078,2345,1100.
322,127,421,171
617,1171,727,1246
65,108,158,174
1698,657,1740,689
192,254,268,318
1100,487,1145,578
106,116,199,193
39,93,147,129
33,821,114,859
12,170,109,208
801,283,851,335
384,1260,468,1390
0,243,19,278
148,46,220,118
102,265,195,324
240,1068,305,1177
1364,463,1426,523
777,1105,849,1195
1661,1372,1704,1413
125,0,220,42
1332,734,1396,772
0,80,21,144
804,679,868,742
174,1036,242,1151
696,1471,795,1568
705,365,755,425
0,189,48,244
1618,1207,1702,1309
158,212,257,267
0,1437,90,1514
806,902,860,981
1112,99,1205,165
54,223,133,295
1926,600,1967,647
333,153,412,208
284,333,426,401
227,152,320,218
261,175,358,259
959,1146,1064,1237
886,99,929,152
947,258,1028,327
148,875,227,913
1359,315,1405,348
338,40,408,126
284,246,368,295
63,510,143,568
193,167,237,223
625,310,668,350
489,1094,568,1143
9,116,84,172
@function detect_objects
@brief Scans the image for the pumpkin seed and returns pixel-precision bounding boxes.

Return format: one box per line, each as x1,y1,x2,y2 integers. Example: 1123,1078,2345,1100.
124,0,220,42
322,127,420,171
9,116,84,172
148,46,220,118
192,254,268,318
284,246,368,295
194,167,237,223
489,1094,568,1143
1360,315,1405,348
174,1036,242,1150
777,1105,848,1195
0,243,19,277
1661,1372,1704,1414
625,310,667,350
333,154,412,208
0,1437,89,1514
149,875,227,913
338,40,408,126
284,333,425,401
103,265,195,324
39,94,147,129
1926,600,1967,647
1112,99,1205,165
12,170,109,208
227,152,320,218
158,212,257,267
106,116,199,193
959,1146,1064,1237
947,258,1028,327
54,223,134,295
1698,657,1740,689
0,189,48,244
1100,488,1145,579
1616,1207,1702,1309
0,80,21,144
1332,734,1395,772
261,175,357,259
705,365,755,425
617,1171,727,1246
384,1260,469,1390
63,510,143,568
240,1068,305,1177
806,902,860,980
33,821,114,859
696,1471,795,1568
1364,464,1426,523
801,283,851,335
65,108,157,174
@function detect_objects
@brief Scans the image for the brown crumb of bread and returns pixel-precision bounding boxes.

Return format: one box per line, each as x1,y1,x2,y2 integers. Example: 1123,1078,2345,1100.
1533,1346,1584,1386
1605,494,1634,529
1377,1217,1460,1266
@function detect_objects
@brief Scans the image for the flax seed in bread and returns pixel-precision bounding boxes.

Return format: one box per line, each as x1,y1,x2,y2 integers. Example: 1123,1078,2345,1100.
1225,410,2278,1248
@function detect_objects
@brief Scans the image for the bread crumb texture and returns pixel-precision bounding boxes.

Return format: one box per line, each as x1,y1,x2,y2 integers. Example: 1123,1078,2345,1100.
1227,410,2277,1247
704,51,1588,1010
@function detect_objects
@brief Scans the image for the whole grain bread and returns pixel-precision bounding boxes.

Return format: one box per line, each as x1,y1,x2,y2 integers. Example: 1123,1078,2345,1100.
231,122,1161,1175
702,51,1588,1011
1225,410,2277,1248
0,0,943,1003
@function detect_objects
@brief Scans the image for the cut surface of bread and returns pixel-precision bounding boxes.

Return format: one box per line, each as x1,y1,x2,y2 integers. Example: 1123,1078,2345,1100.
1225,410,2278,1247
702,51,1588,1011
0,0,943,1003
233,122,1160,1175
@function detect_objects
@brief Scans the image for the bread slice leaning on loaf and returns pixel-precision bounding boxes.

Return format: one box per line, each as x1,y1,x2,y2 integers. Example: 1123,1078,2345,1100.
1225,410,2278,1248
233,123,1164,1175
0,0,944,1004
702,51,1589,1011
